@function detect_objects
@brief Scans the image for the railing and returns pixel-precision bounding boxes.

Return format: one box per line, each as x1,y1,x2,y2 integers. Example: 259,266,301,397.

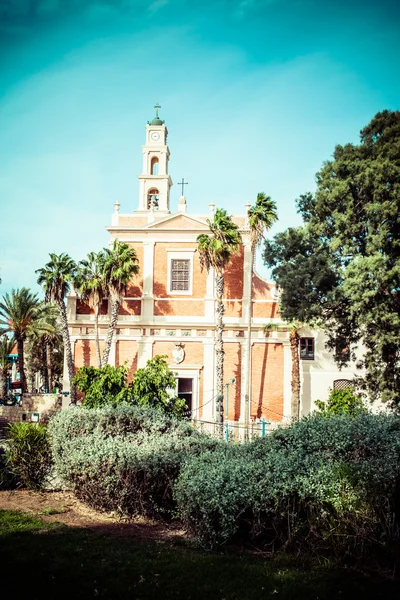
191,419,280,441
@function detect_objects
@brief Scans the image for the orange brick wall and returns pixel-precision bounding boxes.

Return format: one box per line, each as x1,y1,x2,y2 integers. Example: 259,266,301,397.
153,242,207,302
116,340,138,382
253,302,279,319
154,300,205,317
251,342,284,422
224,342,242,420
223,300,242,318
74,340,105,368
125,243,144,296
224,248,244,299
119,299,141,316
76,299,108,315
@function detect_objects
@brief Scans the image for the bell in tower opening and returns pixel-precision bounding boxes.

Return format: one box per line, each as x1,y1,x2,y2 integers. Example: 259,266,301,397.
147,189,159,210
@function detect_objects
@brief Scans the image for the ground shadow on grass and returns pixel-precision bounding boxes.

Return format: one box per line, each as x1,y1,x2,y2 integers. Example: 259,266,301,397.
1,510,399,600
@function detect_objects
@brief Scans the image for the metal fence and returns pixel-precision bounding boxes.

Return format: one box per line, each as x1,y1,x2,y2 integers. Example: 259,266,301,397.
191,419,280,442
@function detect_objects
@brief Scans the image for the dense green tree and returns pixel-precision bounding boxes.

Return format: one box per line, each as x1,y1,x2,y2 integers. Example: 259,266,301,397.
130,355,187,417
36,253,78,404
0,288,53,392
102,239,139,366
74,251,107,369
73,364,129,408
264,110,400,406
315,387,367,416
74,355,186,417
197,208,242,432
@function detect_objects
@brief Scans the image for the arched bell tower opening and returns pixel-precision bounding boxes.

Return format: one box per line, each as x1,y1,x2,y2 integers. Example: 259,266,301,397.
151,157,159,175
137,104,173,215
147,188,160,210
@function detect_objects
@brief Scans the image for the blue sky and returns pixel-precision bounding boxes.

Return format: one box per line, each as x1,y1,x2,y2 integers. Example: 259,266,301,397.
0,0,399,294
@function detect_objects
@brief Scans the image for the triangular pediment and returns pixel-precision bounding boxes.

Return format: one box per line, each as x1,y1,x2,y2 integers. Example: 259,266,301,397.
146,213,209,230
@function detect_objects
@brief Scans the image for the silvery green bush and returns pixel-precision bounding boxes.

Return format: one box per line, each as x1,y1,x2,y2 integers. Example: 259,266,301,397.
174,412,400,557
48,405,218,517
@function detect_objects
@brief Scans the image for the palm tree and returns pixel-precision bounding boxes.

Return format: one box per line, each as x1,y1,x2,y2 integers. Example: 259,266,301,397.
0,288,53,392
102,239,139,366
36,253,77,404
0,335,15,399
24,303,59,392
244,193,278,427
74,251,106,368
264,320,302,420
197,208,242,433
288,324,301,420
24,306,62,393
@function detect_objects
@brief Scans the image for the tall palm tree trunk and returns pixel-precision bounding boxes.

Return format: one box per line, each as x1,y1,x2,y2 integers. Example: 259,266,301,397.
57,299,76,404
102,297,120,366
289,330,300,420
215,272,225,437
25,342,35,393
0,371,7,399
94,306,102,369
17,337,26,392
46,342,53,392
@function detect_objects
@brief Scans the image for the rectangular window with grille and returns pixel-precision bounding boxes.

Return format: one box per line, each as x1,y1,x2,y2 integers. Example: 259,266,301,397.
300,337,314,360
170,259,190,291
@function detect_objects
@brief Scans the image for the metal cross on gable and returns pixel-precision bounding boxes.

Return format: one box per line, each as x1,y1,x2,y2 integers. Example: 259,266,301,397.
154,103,161,118
178,178,188,196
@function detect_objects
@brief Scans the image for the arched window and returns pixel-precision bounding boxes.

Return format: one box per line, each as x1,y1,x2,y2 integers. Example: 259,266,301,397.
151,157,159,175
333,379,353,391
147,188,159,210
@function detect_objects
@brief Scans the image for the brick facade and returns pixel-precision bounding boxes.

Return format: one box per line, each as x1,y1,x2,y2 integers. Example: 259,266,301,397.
65,115,287,424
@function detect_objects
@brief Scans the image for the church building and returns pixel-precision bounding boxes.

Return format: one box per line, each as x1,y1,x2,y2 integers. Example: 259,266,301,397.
65,107,360,423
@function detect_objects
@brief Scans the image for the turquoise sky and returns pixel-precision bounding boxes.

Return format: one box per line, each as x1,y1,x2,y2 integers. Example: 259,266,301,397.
0,0,399,294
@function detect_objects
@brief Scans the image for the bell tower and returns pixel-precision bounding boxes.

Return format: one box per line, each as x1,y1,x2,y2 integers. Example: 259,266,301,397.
137,104,172,214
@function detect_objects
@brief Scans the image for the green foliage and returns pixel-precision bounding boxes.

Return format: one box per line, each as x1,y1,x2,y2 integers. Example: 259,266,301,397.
36,253,77,305
197,207,242,274
0,448,18,490
5,422,52,489
315,388,367,416
263,110,400,406
174,412,400,557
48,405,218,517
73,364,129,408
73,356,187,417
248,192,278,252
130,355,187,418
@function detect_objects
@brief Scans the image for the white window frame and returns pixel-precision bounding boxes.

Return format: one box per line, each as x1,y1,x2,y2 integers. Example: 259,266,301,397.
167,249,195,295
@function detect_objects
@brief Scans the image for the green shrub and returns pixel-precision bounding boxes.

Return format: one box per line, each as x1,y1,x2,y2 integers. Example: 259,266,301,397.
48,405,219,517
0,446,19,490
315,388,366,415
73,356,188,417
174,412,400,557
6,422,53,490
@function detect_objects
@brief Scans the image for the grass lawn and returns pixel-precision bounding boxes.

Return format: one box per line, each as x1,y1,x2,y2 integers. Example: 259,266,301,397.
1,509,399,599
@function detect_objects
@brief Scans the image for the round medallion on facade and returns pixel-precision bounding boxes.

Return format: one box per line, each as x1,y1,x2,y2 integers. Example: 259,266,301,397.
151,132,160,141
172,342,185,364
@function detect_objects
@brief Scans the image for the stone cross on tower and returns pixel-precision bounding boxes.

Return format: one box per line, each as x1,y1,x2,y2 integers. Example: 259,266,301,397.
178,178,188,196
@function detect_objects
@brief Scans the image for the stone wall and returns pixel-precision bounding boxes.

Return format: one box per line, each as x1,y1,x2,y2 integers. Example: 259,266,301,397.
0,393,63,436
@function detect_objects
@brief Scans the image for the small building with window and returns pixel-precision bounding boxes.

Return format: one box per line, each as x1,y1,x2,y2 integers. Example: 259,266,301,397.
65,108,361,422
